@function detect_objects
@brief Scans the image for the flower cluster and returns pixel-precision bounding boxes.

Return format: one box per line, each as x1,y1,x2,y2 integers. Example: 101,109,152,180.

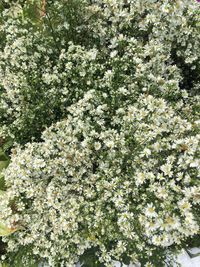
1,91,200,266
0,0,200,266
0,0,199,144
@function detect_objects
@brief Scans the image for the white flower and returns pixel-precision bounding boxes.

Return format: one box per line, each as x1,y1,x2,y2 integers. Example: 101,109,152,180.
105,140,115,149
135,172,146,185
145,203,157,218
110,50,118,58
178,200,191,213
190,160,199,168
160,164,173,177
94,142,101,150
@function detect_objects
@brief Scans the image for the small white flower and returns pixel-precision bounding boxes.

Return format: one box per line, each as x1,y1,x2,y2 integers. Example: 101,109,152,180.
145,203,157,218
178,200,191,213
160,164,173,177
63,22,69,30
136,172,146,185
110,50,118,58
94,142,101,150
190,160,199,168
105,140,115,149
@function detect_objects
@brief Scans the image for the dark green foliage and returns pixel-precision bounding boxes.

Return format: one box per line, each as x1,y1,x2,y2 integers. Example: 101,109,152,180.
79,248,105,267
0,147,9,190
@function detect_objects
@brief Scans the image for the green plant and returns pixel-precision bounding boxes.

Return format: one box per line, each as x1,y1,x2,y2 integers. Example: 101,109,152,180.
0,0,200,266
1,92,199,266
0,0,98,144
0,0,199,145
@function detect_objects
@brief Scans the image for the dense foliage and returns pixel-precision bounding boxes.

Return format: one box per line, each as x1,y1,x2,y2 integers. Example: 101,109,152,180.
0,0,199,266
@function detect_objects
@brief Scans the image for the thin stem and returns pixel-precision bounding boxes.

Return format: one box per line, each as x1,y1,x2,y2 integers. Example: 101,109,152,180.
45,9,60,53
41,0,46,17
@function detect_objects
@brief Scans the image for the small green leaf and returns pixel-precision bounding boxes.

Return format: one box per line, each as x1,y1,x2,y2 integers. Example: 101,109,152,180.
0,174,5,191
0,161,9,172
0,149,9,173
2,140,13,153
0,222,18,237
0,154,7,161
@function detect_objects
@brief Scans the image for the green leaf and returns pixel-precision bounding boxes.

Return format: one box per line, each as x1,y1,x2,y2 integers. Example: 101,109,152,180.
0,175,5,191
0,161,9,172
0,152,8,161
2,140,13,153
0,149,9,173
0,222,18,237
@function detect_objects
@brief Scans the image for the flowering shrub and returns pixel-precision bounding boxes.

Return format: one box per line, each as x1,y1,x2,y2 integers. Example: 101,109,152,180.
0,0,200,266
0,0,199,144
0,91,200,266
0,0,98,144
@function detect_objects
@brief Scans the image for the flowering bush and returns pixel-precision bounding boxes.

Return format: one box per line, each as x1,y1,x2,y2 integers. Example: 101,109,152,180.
0,0,200,266
0,91,200,266
0,0,98,144
0,0,200,144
